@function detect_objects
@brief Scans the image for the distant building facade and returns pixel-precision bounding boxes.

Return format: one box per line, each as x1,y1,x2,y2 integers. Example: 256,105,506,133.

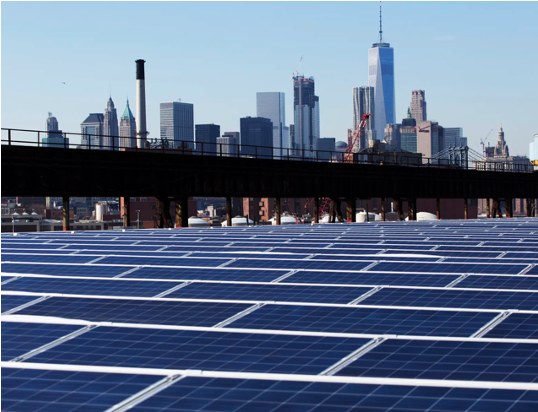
400,117,417,153
103,97,119,150
256,92,290,158
293,75,320,158
43,112,68,148
195,124,220,155
368,39,395,141
119,99,136,150
217,132,240,157
409,90,427,122
81,113,104,149
240,117,273,158
160,101,194,150
352,86,375,149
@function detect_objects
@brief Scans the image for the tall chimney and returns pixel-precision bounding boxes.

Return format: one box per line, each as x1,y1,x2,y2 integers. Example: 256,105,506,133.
135,59,148,148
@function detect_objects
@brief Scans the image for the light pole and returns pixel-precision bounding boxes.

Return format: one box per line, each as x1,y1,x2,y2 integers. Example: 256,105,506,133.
136,210,140,229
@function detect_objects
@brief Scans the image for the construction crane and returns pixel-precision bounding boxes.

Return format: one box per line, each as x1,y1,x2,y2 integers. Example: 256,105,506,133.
344,113,370,162
480,129,493,155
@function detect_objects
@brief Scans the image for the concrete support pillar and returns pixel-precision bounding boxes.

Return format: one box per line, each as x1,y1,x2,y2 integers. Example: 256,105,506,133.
346,198,356,223
314,197,320,224
275,197,281,225
175,196,189,228
394,198,403,221
122,196,131,228
486,198,491,218
491,198,499,218
157,197,172,228
226,196,232,227
506,198,513,218
526,198,536,217
381,197,386,221
463,198,469,220
436,198,441,220
407,198,417,221
62,195,70,231
497,199,503,218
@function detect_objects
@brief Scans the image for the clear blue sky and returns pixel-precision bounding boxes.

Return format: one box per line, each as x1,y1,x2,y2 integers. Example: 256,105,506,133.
2,1,537,156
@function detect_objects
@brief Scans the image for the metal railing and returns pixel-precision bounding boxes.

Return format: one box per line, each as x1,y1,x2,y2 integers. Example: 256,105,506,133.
1,127,534,173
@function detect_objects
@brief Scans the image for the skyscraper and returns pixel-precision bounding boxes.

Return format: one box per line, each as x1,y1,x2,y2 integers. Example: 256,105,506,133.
81,113,104,149
293,75,320,158
195,124,220,155
240,117,273,158
256,92,290,158
217,132,240,157
443,127,467,149
43,112,67,148
368,6,395,140
119,99,136,150
352,86,376,149
160,101,194,150
103,97,119,150
409,90,427,122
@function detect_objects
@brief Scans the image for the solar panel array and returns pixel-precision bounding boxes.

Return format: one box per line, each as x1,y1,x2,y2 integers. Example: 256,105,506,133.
2,218,538,411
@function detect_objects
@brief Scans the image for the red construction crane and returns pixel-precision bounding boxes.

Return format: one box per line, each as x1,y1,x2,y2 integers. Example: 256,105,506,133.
344,113,370,162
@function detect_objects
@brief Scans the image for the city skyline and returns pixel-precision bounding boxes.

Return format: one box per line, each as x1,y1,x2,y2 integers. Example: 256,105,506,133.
2,1,537,156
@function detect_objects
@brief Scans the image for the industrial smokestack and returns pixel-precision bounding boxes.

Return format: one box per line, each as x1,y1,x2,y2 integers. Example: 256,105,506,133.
135,59,148,148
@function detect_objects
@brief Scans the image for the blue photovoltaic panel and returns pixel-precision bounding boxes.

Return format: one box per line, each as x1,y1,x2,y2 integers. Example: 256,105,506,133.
282,270,458,287
1,253,99,264
2,276,178,297
61,245,165,252
1,368,161,412
485,314,538,339
526,265,538,275
336,339,538,383
435,245,538,253
457,274,538,290
124,267,286,282
310,255,439,262
165,245,272,253
371,261,527,274
1,295,41,313
1,243,75,250
99,256,231,267
187,252,314,260
227,304,495,337
360,288,538,310
167,282,371,304
1,322,82,361
15,296,251,327
133,376,538,411
1,263,128,278
30,326,369,374
227,259,372,271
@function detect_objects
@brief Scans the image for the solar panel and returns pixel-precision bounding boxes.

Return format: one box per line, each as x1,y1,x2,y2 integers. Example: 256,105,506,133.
13,296,251,327
1,368,162,411
336,339,538,382
226,304,496,337
132,377,538,411
166,282,372,304
27,326,370,374
2,218,537,410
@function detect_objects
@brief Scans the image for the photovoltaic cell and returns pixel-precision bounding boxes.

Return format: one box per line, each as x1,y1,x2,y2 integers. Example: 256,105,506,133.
227,259,372,271
2,276,178,297
133,376,538,411
167,282,371,304
456,274,538,291
371,261,529,274
99,256,231,267
1,253,99,264
1,263,128,278
15,296,251,327
360,287,538,310
1,368,161,411
29,326,369,374
1,295,41,313
227,304,495,337
124,267,286,282
283,270,458,287
2,322,82,361
485,313,538,339
336,339,538,382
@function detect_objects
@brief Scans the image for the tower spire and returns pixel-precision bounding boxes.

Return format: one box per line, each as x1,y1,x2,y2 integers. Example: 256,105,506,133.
379,1,383,43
